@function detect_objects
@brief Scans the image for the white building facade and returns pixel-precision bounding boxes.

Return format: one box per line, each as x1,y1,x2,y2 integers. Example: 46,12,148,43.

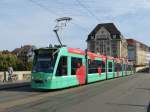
87,23,128,59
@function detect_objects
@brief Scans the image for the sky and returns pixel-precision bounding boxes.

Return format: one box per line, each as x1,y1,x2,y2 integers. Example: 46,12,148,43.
0,0,150,51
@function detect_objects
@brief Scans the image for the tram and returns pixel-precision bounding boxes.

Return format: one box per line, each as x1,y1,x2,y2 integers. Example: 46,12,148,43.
31,47,134,90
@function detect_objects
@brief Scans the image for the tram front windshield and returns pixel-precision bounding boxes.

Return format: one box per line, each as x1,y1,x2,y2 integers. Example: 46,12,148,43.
32,50,57,73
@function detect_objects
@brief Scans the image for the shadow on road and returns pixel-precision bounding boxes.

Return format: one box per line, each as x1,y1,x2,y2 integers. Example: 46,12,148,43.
107,102,150,112
137,68,149,73
0,84,79,93
0,85,56,93
0,86,38,93
106,102,146,108
147,102,150,112
136,88,150,91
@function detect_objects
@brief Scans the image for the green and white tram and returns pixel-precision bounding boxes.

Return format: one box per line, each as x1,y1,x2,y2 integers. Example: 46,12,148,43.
31,47,134,90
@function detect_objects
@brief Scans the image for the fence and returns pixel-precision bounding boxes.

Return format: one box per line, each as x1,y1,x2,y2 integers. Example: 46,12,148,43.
0,71,31,82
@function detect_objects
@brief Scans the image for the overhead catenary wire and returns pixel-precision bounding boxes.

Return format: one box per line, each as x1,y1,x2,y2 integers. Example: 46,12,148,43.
75,0,100,22
28,0,89,32
29,0,61,18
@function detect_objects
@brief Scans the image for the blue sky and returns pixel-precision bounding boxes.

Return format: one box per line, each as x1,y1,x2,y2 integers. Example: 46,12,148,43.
0,0,150,51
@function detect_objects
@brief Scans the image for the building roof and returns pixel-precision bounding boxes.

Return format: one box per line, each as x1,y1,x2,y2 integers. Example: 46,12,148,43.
12,48,22,55
21,45,34,53
87,23,121,41
127,38,149,50
12,45,36,56
127,38,149,47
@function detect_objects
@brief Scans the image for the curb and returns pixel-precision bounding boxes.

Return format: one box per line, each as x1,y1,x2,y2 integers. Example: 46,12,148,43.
0,82,30,90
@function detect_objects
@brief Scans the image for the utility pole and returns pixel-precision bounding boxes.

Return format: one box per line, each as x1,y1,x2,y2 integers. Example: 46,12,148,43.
85,49,88,84
53,17,72,47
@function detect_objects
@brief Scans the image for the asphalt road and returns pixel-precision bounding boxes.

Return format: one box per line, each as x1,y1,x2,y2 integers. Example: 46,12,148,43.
0,73,150,112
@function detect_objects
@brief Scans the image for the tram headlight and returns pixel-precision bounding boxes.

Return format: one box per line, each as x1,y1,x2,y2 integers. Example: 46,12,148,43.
47,76,52,81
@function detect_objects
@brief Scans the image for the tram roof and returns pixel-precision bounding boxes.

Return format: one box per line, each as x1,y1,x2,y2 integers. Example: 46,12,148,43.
34,47,59,51
34,47,133,64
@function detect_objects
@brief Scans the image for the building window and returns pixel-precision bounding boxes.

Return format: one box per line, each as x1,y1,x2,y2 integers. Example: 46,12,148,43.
96,41,99,45
96,47,100,53
107,41,110,45
91,36,94,40
107,47,110,52
113,35,116,39
101,35,107,39
96,35,100,39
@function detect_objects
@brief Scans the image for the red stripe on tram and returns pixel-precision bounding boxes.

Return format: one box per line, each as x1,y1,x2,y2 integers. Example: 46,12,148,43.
68,48,85,55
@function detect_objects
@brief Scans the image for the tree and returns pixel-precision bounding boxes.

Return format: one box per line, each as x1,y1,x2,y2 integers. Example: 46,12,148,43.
0,51,33,71
0,53,18,71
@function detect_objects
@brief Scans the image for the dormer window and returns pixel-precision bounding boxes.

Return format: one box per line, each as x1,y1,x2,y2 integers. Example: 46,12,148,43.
113,35,116,39
91,36,94,40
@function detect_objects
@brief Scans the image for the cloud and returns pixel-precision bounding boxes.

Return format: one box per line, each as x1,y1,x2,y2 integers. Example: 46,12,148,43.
0,0,150,51
83,0,150,18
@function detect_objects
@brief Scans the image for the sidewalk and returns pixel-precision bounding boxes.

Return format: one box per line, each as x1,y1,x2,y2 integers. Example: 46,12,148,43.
0,81,30,90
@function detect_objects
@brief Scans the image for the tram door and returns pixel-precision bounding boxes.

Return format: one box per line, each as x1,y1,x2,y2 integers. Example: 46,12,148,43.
56,56,68,76
71,57,86,85
107,60,113,79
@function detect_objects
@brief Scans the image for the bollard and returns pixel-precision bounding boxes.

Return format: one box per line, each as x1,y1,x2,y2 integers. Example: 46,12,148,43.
3,71,7,82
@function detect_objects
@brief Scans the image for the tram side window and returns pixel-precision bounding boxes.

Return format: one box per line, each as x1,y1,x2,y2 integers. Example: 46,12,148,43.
127,65,129,71
129,65,131,71
102,61,106,73
127,65,131,71
126,65,128,71
115,63,122,72
114,63,117,72
71,57,82,75
120,64,122,71
131,65,133,71
56,56,67,76
123,64,126,71
88,60,99,74
108,62,113,72
88,60,104,74
130,65,132,71
88,59,95,74
117,63,122,71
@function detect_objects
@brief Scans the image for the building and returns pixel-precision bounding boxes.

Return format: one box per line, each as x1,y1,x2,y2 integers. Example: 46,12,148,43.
146,47,150,63
87,23,128,59
147,47,150,72
12,45,36,63
127,39,149,66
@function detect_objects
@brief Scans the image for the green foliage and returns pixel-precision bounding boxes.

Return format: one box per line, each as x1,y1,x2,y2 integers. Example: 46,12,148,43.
0,52,33,71
25,62,33,71
0,53,17,71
